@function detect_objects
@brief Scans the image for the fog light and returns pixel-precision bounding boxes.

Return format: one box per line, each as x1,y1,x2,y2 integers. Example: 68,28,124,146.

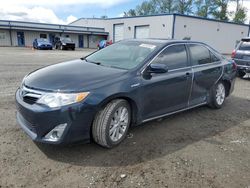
43,123,67,142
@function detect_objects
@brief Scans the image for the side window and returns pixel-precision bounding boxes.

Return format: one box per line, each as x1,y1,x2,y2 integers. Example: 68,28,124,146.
152,44,188,70
210,51,220,62
189,44,211,65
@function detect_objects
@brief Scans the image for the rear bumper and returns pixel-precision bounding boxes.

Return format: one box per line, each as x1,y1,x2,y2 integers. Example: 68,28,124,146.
237,65,250,73
234,59,250,72
15,89,96,144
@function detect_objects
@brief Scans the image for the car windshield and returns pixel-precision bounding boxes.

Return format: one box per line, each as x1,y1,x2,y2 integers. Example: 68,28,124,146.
85,41,161,70
61,37,73,42
239,42,250,51
37,38,48,42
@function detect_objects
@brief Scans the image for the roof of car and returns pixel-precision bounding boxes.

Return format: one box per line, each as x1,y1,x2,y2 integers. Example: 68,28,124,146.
123,38,203,45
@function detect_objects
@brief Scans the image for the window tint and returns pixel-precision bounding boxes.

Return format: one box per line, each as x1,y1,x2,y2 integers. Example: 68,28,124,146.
210,52,220,62
189,44,212,65
239,42,250,51
152,45,188,70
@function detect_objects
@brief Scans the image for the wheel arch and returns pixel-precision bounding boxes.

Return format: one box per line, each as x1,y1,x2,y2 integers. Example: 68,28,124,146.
97,94,139,125
217,78,231,97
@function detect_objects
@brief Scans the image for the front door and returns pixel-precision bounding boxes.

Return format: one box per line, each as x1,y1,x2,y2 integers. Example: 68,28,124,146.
49,34,55,46
79,35,84,48
141,44,193,120
17,32,25,46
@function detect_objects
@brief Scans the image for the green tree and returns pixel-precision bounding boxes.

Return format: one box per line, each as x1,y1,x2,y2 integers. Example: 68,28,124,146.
123,9,137,17
233,6,247,23
152,0,176,13
194,0,217,18
212,0,229,21
135,1,157,15
175,0,193,15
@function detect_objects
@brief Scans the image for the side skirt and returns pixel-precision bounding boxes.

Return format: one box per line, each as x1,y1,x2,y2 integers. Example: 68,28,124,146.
142,102,207,123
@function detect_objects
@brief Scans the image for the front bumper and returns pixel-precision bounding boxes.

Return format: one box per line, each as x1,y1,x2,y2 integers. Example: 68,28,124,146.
15,89,96,144
38,45,52,50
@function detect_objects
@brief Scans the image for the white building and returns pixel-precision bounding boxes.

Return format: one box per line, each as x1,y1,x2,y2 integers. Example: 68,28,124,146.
70,13,250,54
0,20,108,48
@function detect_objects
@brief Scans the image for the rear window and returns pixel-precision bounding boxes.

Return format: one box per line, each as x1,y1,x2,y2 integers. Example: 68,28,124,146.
239,42,250,51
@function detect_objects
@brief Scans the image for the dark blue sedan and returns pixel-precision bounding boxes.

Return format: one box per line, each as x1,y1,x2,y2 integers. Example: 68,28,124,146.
33,38,53,50
16,39,237,148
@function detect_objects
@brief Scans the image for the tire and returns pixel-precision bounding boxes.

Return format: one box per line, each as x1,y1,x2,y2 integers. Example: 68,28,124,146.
238,70,246,78
92,99,131,148
72,47,75,51
208,81,226,109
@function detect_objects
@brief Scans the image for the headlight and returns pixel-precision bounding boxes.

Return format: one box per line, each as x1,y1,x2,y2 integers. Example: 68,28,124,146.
62,43,66,45
37,92,89,108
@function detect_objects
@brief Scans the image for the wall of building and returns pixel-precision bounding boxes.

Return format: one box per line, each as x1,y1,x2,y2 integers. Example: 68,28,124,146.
70,19,106,28
174,15,249,54
105,15,174,41
0,29,104,49
71,15,174,41
0,29,11,46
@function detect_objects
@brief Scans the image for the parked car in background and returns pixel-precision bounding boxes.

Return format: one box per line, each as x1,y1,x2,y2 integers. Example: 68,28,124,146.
232,37,250,78
54,37,75,50
16,39,236,148
33,38,52,50
97,40,113,49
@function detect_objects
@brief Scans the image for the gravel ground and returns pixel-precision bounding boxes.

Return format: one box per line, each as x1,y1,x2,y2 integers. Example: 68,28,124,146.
0,47,249,188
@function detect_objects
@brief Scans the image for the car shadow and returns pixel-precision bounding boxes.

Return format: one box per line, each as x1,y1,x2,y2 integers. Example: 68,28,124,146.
36,96,250,167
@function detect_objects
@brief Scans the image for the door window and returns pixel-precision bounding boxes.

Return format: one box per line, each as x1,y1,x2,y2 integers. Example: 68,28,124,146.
152,44,188,70
189,44,213,65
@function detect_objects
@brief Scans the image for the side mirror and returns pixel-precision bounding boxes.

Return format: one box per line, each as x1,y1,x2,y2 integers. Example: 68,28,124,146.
147,63,168,74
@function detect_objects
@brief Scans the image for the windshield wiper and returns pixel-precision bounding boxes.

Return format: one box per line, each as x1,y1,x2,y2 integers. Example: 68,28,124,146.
82,58,102,65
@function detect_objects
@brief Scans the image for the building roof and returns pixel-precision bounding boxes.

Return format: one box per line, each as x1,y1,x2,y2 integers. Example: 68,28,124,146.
0,20,108,35
69,13,250,27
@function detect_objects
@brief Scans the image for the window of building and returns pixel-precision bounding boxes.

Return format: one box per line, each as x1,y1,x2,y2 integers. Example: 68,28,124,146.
0,32,6,40
152,44,188,70
40,34,47,38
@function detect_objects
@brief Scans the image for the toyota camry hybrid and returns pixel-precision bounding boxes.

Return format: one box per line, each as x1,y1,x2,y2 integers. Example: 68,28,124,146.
16,39,237,148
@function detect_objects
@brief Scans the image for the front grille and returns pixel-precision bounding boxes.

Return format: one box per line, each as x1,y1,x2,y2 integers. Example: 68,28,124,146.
66,43,75,47
20,86,43,105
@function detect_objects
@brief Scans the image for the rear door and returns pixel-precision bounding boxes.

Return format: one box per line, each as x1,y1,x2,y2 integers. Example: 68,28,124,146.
188,44,223,106
141,44,193,120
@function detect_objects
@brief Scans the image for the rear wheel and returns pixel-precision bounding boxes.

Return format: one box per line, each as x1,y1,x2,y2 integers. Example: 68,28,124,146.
238,70,246,78
92,99,131,148
208,82,226,109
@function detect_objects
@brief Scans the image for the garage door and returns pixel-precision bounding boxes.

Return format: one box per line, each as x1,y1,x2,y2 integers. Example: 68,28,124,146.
114,24,124,42
135,25,150,39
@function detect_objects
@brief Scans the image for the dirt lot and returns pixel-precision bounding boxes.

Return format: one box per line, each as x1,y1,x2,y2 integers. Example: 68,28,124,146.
0,47,249,188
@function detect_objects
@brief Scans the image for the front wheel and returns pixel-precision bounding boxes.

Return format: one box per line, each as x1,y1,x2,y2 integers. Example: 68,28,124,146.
92,99,131,148
208,82,226,109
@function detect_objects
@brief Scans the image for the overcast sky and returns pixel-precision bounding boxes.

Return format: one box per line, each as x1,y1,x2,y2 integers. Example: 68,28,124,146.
0,0,249,25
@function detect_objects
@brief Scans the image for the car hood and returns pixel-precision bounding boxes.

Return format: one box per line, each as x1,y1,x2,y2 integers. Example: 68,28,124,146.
24,59,128,92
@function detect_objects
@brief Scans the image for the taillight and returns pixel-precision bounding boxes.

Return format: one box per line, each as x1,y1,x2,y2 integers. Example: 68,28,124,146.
231,50,236,58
